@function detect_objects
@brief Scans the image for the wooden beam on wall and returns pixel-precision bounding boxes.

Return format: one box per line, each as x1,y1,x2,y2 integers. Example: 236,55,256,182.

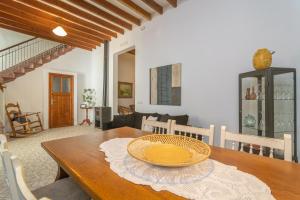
0,4,104,45
41,0,124,34
141,0,163,14
16,0,117,38
166,0,177,8
0,23,93,51
119,0,152,20
0,1,111,41
91,0,141,26
68,0,132,30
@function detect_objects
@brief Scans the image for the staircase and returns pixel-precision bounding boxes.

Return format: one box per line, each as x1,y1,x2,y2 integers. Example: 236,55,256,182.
0,37,74,85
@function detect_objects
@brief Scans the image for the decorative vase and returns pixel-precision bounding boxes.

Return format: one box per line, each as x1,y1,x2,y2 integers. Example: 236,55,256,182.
245,88,251,100
253,48,275,70
250,86,257,100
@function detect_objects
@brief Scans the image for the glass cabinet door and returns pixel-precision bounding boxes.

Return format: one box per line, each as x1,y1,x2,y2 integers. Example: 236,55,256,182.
273,72,295,138
240,75,265,137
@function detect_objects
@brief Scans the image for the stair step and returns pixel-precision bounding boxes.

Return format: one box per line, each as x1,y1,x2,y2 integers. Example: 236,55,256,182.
2,75,16,83
13,71,26,77
23,63,35,71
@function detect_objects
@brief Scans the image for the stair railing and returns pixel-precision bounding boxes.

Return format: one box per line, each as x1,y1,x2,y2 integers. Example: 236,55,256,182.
0,38,60,72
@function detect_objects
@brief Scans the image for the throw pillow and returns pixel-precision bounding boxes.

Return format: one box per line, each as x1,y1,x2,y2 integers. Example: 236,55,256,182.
133,112,160,129
143,116,158,132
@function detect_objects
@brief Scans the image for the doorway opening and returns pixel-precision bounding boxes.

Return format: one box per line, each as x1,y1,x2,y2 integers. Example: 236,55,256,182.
49,73,74,128
117,49,135,115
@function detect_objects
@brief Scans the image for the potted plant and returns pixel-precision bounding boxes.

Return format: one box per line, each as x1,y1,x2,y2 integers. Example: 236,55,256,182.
82,89,96,108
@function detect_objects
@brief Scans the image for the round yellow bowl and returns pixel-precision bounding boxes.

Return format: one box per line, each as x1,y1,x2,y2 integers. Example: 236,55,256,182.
127,134,211,167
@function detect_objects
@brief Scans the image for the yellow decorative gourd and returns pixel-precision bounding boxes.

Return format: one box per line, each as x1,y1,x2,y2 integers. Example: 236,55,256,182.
253,48,275,70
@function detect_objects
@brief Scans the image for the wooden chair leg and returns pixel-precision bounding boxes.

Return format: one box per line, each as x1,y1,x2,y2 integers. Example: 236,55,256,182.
37,114,44,131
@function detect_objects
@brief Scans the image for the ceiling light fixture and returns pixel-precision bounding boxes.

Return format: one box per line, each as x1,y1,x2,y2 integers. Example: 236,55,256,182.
52,26,67,37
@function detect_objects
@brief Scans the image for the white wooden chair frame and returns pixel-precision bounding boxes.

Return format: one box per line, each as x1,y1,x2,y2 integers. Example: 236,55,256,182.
10,155,50,200
221,126,292,161
141,116,172,134
0,134,50,200
170,121,215,145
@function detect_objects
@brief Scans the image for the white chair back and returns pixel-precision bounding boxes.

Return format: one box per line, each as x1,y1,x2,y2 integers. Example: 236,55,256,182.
170,122,214,145
220,126,292,161
10,155,38,200
1,151,21,200
141,116,172,134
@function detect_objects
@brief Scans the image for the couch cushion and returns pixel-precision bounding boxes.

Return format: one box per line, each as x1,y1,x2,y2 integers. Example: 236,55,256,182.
111,114,135,128
133,112,160,129
159,114,189,125
32,177,90,200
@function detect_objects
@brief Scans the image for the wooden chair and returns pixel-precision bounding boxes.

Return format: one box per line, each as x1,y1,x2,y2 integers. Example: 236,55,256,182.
141,116,172,134
118,105,132,115
5,102,43,138
170,121,215,145
220,126,292,161
1,152,90,200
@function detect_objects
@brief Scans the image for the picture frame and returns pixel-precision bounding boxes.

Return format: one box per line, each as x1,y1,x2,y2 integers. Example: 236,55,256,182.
118,82,133,98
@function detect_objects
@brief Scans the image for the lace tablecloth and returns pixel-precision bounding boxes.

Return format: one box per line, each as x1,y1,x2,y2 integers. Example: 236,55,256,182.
99,138,275,200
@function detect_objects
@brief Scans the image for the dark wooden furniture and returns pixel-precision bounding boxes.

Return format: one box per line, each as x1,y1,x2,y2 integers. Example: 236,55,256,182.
6,102,43,137
42,127,300,200
239,67,297,161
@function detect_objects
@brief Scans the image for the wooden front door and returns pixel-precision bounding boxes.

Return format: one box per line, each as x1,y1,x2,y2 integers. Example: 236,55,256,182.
49,73,74,128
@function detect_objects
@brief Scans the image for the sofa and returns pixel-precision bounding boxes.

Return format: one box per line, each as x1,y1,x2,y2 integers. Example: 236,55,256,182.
103,112,189,130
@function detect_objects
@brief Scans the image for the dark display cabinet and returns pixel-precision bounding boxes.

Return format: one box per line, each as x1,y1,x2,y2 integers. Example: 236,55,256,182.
239,67,297,161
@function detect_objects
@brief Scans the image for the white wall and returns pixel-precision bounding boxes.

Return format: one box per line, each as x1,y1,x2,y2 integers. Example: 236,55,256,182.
5,47,103,129
118,53,135,108
0,28,33,49
107,0,300,157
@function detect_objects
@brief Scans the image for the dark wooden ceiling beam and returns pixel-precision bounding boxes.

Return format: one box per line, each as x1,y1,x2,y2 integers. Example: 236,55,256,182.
0,22,93,51
141,0,163,14
16,0,117,38
91,0,141,26
41,0,124,34
0,10,100,47
0,4,103,45
0,1,111,41
68,0,132,30
166,0,177,8
119,0,152,20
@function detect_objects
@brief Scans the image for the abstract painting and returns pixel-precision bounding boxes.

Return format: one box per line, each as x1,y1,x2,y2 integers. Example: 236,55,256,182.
150,63,181,106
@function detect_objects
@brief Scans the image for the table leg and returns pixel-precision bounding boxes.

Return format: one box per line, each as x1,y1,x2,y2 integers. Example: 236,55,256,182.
55,166,69,181
80,108,92,126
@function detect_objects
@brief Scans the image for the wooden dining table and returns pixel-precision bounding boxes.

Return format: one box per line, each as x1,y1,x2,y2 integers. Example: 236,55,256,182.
42,127,300,200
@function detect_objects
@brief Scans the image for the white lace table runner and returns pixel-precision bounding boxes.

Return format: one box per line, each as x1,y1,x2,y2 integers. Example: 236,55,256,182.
99,138,275,200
